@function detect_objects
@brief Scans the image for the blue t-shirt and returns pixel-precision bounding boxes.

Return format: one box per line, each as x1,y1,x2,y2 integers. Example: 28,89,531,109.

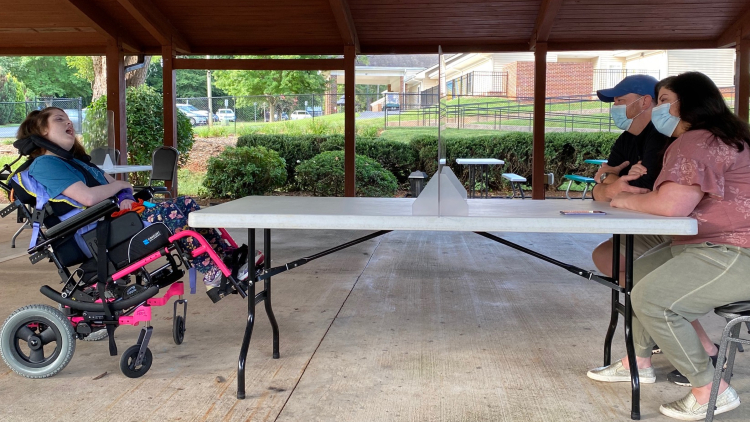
28,156,109,199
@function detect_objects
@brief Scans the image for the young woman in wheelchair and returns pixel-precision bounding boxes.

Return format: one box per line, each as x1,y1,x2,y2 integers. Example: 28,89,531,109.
12,107,261,303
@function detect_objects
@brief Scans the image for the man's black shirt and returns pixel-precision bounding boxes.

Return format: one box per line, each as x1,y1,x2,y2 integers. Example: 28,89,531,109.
606,121,671,190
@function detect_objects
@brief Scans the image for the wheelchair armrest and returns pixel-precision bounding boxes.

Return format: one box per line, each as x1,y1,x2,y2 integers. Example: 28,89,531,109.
34,198,119,250
133,186,154,201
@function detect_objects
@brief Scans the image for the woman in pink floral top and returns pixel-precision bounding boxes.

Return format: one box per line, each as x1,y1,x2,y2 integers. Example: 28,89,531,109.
587,72,750,420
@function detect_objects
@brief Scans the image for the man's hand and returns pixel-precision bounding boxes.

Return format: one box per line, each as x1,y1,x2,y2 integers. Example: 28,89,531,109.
595,161,630,184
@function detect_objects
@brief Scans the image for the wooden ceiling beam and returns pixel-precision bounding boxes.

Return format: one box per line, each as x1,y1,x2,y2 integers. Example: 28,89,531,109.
116,0,191,53
329,0,360,53
0,46,107,56
174,58,346,71
548,40,718,51
63,0,142,52
716,5,750,47
361,42,530,54
529,0,563,51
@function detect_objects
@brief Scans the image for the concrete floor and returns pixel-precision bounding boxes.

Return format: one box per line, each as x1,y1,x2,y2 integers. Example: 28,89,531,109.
0,218,748,422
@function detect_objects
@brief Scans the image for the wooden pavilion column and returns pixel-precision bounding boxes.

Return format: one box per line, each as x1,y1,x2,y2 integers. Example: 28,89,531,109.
735,39,750,122
106,39,127,165
344,45,356,197
532,42,547,200
162,45,178,196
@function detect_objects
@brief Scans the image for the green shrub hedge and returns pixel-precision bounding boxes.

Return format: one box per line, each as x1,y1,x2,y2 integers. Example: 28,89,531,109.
238,132,619,191
411,132,618,189
204,146,286,198
238,134,417,186
295,151,398,197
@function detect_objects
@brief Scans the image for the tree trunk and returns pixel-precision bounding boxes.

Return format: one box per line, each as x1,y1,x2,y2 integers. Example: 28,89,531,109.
91,56,107,101
125,56,151,88
91,55,152,101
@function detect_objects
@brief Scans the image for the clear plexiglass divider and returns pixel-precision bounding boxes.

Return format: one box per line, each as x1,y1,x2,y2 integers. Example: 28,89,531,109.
412,46,469,216
82,109,117,169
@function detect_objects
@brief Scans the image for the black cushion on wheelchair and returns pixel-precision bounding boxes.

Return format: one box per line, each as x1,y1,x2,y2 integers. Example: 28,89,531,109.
82,213,171,267
715,301,750,316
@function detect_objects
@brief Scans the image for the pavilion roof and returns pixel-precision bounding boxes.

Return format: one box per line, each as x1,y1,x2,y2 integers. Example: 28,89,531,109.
0,0,748,56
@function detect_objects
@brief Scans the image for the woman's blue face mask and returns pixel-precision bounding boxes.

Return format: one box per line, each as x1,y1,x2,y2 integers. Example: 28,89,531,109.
610,96,644,131
651,100,681,137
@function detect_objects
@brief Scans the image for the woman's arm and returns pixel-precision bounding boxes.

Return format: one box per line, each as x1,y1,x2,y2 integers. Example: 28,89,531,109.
61,179,132,207
610,176,704,217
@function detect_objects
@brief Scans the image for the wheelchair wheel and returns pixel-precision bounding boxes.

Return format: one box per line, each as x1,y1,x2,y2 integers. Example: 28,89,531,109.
173,316,185,345
119,345,152,378
0,304,76,378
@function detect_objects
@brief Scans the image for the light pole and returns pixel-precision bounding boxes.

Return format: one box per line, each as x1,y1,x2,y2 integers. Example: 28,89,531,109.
206,55,213,128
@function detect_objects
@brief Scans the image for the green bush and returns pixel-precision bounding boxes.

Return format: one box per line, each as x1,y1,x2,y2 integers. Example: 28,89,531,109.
85,85,194,185
203,146,286,198
237,134,335,187
319,137,418,184
295,151,398,197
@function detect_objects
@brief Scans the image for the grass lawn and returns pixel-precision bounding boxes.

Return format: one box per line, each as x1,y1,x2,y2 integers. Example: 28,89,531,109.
177,169,206,197
193,113,385,138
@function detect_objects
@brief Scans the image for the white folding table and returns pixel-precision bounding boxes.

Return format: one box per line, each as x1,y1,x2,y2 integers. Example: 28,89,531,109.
455,158,505,198
189,196,696,420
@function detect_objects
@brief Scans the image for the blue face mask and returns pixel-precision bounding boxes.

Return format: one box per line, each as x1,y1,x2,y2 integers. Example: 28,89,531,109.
610,96,644,131
651,100,681,137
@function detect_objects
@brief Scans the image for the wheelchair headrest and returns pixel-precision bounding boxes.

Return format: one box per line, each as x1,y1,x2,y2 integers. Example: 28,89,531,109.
13,135,92,164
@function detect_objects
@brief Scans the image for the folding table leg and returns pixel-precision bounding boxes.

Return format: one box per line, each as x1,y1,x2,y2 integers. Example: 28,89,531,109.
264,229,280,359
603,234,620,365
237,228,257,400
623,234,641,420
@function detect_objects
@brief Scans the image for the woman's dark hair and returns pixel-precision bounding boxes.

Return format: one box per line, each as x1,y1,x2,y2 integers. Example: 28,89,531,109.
659,72,750,151
16,107,88,159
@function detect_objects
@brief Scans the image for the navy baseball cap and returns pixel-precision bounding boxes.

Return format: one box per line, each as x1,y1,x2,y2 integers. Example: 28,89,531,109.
596,74,659,102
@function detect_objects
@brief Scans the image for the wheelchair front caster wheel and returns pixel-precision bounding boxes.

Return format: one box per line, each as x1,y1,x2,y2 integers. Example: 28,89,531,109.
172,315,185,345
119,345,152,378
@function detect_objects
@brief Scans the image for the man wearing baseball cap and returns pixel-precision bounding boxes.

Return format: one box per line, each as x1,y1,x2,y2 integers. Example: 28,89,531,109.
590,74,672,290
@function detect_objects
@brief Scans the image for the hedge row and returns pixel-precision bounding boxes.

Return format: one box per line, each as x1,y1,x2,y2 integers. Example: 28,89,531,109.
237,132,620,190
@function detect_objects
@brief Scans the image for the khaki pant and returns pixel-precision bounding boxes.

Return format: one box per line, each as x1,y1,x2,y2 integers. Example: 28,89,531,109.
617,234,672,259
630,242,750,387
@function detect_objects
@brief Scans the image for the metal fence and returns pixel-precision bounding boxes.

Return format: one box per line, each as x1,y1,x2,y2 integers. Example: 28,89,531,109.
176,94,337,125
0,98,83,131
592,69,661,92
384,93,619,133
419,71,508,108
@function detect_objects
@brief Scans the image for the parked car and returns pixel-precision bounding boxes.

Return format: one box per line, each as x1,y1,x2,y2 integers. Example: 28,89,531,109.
177,105,208,126
290,110,312,120
216,108,236,122
177,103,218,123
273,112,289,121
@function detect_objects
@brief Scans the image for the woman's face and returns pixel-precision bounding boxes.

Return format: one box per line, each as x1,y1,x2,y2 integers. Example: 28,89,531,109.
41,109,76,151
656,87,681,117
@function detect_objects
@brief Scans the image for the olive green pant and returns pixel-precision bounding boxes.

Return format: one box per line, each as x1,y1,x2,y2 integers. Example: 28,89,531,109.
630,242,750,388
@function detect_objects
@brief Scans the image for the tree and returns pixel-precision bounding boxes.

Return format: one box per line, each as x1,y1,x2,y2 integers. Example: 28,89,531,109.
144,58,227,98
2,56,91,100
213,55,329,122
69,56,152,101
0,73,27,124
